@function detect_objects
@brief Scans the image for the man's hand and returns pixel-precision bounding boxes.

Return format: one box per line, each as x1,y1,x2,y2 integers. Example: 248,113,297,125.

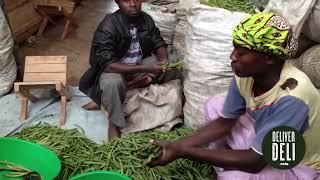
159,58,169,65
148,139,182,167
144,64,169,74
149,138,266,173
158,60,172,73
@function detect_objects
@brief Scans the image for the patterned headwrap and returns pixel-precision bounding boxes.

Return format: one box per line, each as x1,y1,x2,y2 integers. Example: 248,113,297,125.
232,12,298,59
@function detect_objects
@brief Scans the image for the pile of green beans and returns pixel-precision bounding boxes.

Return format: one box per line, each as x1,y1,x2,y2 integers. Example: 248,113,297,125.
200,0,256,13
11,124,98,179
11,125,216,180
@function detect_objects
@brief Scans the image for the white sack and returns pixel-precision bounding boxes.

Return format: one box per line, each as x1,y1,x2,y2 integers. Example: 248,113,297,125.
144,0,179,11
142,3,177,45
176,0,199,20
264,0,316,38
252,0,269,11
302,0,320,43
183,5,248,129
144,0,178,5
173,0,199,59
0,8,16,97
173,20,187,60
292,45,320,88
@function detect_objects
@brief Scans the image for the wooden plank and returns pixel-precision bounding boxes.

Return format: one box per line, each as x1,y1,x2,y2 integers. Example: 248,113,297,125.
60,95,67,125
25,64,67,73
15,81,61,86
14,82,59,92
24,72,66,85
20,96,28,121
25,56,67,64
16,85,57,91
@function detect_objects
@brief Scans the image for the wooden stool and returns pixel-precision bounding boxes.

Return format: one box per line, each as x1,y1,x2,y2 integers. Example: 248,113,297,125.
32,0,78,40
14,56,68,125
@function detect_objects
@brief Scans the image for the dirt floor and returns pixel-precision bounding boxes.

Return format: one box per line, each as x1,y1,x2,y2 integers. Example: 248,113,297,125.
15,0,119,86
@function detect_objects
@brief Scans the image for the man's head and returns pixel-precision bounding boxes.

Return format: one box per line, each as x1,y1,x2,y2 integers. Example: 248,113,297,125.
115,0,143,18
230,12,298,77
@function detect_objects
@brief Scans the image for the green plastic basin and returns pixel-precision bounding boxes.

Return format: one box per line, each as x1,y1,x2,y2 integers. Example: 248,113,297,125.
70,171,132,180
0,137,61,180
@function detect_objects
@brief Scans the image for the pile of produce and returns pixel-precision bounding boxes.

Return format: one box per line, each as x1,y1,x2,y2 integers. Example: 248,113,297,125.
200,0,256,13
11,124,216,180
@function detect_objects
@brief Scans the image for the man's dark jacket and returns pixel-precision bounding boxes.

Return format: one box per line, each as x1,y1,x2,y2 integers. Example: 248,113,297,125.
79,10,167,105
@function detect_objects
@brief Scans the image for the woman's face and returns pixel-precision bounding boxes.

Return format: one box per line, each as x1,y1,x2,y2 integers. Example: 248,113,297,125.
230,46,270,77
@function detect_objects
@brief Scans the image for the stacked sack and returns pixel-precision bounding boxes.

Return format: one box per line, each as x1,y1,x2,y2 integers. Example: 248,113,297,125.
173,0,198,60
292,45,320,90
143,0,179,12
264,0,316,39
0,7,16,97
263,0,320,58
303,0,320,43
263,0,320,92
182,4,249,129
142,3,177,45
301,0,320,92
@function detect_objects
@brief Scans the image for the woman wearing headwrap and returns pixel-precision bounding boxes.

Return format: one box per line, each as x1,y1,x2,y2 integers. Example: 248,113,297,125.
147,13,320,179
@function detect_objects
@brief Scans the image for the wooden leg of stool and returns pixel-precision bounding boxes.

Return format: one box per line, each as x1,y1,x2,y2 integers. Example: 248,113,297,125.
61,20,71,40
34,6,57,37
60,95,67,125
37,18,49,36
20,96,28,121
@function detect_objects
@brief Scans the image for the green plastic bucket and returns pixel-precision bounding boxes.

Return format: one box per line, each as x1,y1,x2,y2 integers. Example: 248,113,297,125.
70,171,132,180
0,137,61,180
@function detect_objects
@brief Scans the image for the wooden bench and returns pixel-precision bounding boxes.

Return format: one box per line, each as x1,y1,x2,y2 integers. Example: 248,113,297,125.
14,56,68,125
32,0,78,40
